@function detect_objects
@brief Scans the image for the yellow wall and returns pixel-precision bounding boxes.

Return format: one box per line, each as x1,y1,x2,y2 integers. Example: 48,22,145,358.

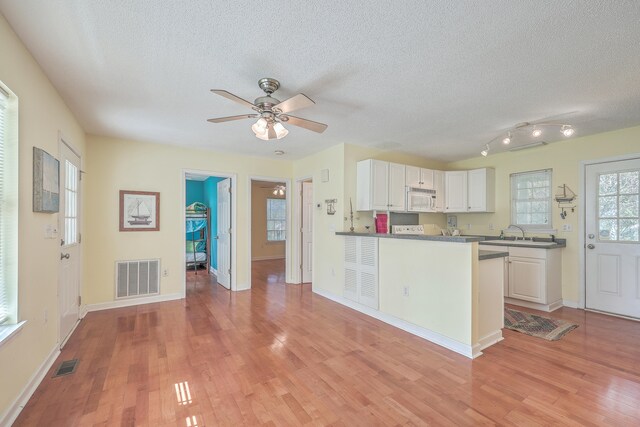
83,135,292,301
447,126,640,302
250,181,285,260
0,14,86,416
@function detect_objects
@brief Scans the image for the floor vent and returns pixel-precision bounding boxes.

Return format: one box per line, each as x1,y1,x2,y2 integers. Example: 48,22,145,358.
53,359,78,377
116,259,160,299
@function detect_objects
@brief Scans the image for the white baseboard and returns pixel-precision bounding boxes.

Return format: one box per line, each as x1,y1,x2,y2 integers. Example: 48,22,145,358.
505,297,563,312
234,283,250,291
313,288,477,359
251,255,285,261
562,299,579,309
83,292,183,314
210,266,217,275
475,330,504,357
0,344,60,426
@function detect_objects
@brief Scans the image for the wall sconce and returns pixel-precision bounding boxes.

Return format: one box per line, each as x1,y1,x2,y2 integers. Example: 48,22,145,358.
325,199,337,215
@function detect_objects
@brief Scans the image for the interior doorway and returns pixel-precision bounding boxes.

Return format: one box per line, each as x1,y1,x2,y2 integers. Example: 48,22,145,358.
250,179,288,286
183,171,234,291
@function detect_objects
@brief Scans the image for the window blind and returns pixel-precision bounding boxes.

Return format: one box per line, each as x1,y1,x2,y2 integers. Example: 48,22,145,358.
0,89,8,324
266,198,286,241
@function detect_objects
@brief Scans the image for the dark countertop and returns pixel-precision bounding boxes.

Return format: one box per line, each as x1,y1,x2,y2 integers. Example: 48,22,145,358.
479,250,509,260
335,232,484,243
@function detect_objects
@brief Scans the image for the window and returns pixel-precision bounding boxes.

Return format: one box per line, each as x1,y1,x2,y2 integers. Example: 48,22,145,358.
266,198,286,241
597,170,639,242
0,82,18,330
510,169,553,230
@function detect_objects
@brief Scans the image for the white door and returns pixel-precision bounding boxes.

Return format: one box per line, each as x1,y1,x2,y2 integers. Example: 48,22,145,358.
216,179,231,289
434,170,445,212
302,181,313,283
371,160,389,210
467,168,486,212
585,158,640,318
388,162,406,211
59,142,81,345
405,165,422,188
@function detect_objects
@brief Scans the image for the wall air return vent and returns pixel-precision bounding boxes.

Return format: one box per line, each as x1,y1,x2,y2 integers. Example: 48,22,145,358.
115,259,160,299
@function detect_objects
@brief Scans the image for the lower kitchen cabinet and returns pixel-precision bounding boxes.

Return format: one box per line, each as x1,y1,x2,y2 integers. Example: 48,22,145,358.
482,245,562,312
344,236,379,309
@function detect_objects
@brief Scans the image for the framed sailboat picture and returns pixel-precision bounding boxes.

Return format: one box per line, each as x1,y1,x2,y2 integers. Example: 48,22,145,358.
119,190,160,231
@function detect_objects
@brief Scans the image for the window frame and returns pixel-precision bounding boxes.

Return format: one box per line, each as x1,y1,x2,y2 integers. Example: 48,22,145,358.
510,169,554,232
266,198,286,242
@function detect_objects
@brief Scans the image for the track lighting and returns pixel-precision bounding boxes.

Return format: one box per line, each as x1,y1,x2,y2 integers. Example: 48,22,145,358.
480,120,575,157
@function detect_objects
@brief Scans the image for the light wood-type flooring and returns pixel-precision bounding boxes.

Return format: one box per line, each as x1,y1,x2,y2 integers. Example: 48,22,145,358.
13,259,640,426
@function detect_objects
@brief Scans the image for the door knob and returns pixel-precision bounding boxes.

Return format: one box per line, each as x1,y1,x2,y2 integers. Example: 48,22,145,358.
61,253,70,260
588,234,595,239
587,244,595,249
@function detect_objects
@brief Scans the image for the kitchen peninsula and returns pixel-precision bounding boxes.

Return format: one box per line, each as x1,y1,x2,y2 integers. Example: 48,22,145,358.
334,232,507,358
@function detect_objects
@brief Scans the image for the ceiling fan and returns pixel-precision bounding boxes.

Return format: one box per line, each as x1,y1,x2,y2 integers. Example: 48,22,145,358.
208,78,328,140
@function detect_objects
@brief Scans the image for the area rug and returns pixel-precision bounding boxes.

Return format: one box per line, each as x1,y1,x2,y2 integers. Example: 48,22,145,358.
504,307,578,341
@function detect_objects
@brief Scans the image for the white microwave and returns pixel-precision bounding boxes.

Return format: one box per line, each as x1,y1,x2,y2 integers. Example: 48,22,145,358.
407,187,436,212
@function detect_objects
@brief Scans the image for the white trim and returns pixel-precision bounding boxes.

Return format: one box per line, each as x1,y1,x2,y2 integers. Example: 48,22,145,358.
209,266,217,275
313,287,477,359
578,152,640,310
505,297,563,312
0,344,60,427
252,255,286,261
248,176,292,288
59,319,81,349
476,330,504,353
83,292,183,314
181,169,237,292
562,299,579,309
292,175,313,285
0,320,26,348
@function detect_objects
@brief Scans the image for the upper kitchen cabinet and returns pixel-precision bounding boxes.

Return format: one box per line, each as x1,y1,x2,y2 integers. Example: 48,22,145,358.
445,170,468,212
433,170,445,212
405,166,434,189
445,168,495,213
357,159,406,211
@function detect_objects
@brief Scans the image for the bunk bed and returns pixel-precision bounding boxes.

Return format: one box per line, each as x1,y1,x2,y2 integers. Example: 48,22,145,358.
185,202,210,274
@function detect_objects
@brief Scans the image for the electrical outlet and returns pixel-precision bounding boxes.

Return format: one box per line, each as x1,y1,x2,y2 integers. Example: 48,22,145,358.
162,269,169,277
488,223,494,231
562,224,573,232
403,286,409,297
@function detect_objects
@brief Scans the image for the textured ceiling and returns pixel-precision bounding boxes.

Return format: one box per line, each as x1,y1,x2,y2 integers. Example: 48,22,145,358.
2,1,640,161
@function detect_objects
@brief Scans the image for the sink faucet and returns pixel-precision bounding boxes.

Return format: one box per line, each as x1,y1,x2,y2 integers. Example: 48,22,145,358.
508,224,526,240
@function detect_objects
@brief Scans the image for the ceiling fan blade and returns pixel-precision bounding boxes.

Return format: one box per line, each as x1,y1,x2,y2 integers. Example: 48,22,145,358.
211,90,256,110
207,114,258,123
273,93,315,113
284,115,328,133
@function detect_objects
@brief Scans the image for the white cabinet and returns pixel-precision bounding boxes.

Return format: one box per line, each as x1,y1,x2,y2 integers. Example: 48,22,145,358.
356,159,405,212
445,171,468,212
344,236,379,309
468,168,495,212
405,166,434,189
433,170,445,212
445,168,495,213
481,244,562,311
388,162,406,211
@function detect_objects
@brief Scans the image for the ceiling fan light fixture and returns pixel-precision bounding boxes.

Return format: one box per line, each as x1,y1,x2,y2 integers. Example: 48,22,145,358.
251,117,268,134
273,122,288,139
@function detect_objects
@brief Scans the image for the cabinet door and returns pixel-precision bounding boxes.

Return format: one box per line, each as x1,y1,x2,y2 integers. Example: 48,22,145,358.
388,163,406,211
509,256,546,303
405,165,422,188
467,168,486,211
371,160,389,210
358,237,379,309
433,170,445,212
445,171,468,212
421,169,434,189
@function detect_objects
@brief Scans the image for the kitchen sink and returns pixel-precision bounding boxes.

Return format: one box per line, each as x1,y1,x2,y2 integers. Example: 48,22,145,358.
482,239,557,247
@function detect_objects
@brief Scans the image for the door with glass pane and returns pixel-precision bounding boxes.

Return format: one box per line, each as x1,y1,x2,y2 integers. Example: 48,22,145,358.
59,141,81,345
585,158,640,318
